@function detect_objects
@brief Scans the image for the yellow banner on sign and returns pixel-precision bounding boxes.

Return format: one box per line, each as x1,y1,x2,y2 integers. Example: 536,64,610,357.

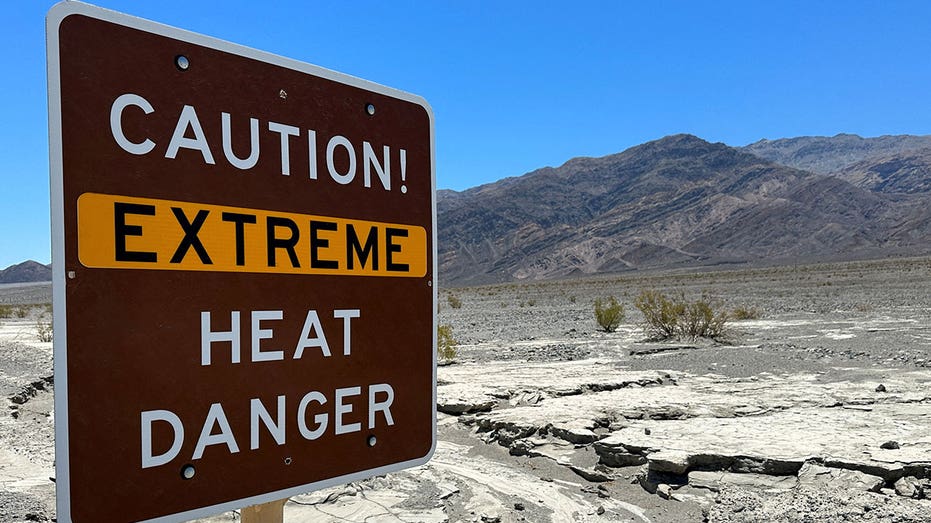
77,193,428,277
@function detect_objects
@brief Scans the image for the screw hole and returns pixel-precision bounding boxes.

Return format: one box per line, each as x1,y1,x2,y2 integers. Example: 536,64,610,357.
180,464,196,480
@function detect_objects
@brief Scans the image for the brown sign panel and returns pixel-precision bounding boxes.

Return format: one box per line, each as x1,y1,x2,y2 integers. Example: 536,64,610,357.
47,3,436,522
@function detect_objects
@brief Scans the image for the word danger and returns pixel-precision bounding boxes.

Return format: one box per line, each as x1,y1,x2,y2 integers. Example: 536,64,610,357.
141,308,397,469
141,384,395,469
110,93,409,192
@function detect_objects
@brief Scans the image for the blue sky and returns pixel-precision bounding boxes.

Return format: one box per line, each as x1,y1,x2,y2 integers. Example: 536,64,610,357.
4,1,931,268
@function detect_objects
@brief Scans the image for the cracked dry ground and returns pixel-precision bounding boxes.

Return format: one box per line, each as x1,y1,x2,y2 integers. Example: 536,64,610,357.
4,258,931,522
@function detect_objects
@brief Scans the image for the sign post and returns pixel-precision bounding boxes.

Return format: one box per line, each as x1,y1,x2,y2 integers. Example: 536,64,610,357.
47,2,436,522
241,499,287,523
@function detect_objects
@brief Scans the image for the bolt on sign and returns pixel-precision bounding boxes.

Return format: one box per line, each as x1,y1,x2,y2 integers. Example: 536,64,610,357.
47,2,436,521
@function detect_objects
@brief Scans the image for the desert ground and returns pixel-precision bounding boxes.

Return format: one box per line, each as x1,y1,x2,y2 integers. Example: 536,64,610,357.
2,257,931,522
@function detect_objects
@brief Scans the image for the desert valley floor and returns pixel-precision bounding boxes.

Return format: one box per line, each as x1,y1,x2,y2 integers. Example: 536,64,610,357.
2,257,931,522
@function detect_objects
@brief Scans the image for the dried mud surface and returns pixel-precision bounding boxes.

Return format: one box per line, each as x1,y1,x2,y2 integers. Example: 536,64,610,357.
2,259,931,522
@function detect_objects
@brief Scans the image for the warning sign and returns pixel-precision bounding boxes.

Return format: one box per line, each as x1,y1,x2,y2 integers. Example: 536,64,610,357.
47,3,436,522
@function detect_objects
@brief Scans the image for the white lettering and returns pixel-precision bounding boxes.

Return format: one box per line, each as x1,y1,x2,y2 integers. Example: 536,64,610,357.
111,93,156,155
193,403,239,459
368,383,395,429
294,310,330,358
297,391,328,440
326,135,356,184
308,130,318,180
251,310,284,362
250,396,286,450
166,105,215,164
363,142,391,190
334,386,362,435
268,121,300,176
201,311,241,365
222,113,260,170
333,309,360,356
141,410,183,469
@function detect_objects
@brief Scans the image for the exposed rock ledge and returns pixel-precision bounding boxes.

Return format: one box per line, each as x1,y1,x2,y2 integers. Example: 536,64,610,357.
439,359,931,502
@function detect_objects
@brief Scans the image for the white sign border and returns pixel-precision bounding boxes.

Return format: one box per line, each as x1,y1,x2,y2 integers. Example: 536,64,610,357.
46,2,437,521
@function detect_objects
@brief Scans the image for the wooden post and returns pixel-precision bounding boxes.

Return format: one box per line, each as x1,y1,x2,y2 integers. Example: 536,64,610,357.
240,498,288,523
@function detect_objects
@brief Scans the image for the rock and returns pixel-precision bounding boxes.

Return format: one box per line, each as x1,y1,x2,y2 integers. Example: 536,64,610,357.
438,482,460,500
569,465,613,483
796,462,884,492
657,483,672,499
437,399,497,415
480,515,501,523
894,476,926,499
508,439,537,457
550,425,599,444
596,505,605,515
688,471,796,492
644,427,651,435
509,390,546,407
880,440,900,450
647,450,690,475
636,467,686,494
514,502,525,511
592,438,648,467
876,383,887,392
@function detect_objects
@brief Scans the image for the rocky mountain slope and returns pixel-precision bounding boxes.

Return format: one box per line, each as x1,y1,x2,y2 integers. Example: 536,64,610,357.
741,133,931,175
832,148,931,194
438,134,931,285
0,261,51,284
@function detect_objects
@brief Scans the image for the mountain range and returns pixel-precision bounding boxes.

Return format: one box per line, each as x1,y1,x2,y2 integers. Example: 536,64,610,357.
0,260,51,284
439,133,931,285
7,134,931,285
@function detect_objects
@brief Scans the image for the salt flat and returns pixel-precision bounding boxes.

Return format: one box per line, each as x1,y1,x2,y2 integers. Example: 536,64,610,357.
3,258,931,521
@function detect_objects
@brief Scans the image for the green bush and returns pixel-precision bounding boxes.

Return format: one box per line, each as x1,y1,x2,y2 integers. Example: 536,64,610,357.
437,324,458,361
634,290,683,339
635,290,729,341
680,297,728,340
731,306,762,320
593,296,625,332
36,318,53,343
447,294,462,309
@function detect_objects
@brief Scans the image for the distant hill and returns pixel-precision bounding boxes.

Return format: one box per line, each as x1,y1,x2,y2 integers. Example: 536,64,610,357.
0,261,52,283
438,134,931,284
741,133,931,174
832,148,931,194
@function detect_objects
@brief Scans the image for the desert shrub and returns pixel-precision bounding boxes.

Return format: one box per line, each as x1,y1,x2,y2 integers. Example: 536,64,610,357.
731,306,762,320
680,297,728,340
15,306,28,319
593,296,625,333
634,290,683,339
0,304,13,319
36,319,53,343
447,294,462,309
635,290,729,341
437,324,457,361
